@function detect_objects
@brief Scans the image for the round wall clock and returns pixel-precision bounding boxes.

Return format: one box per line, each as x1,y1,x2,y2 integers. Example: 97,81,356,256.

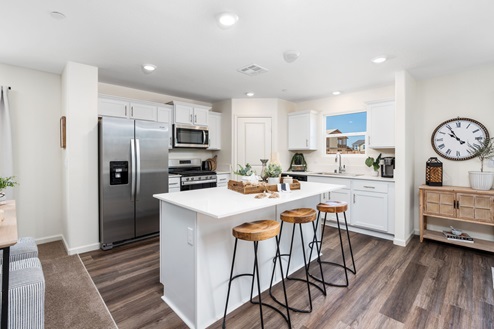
431,117,489,161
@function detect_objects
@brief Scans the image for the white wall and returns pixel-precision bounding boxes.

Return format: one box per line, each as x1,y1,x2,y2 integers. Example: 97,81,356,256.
414,64,494,241
62,62,99,254
0,63,63,242
295,85,395,173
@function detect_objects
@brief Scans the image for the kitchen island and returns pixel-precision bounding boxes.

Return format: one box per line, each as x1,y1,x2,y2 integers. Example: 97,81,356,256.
154,181,344,329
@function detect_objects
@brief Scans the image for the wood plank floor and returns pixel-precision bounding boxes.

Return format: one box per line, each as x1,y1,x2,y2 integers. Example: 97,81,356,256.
80,227,494,329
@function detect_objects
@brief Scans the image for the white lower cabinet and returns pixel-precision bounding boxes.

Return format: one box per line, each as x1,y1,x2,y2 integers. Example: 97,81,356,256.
168,177,181,193
307,176,394,235
216,173,230,187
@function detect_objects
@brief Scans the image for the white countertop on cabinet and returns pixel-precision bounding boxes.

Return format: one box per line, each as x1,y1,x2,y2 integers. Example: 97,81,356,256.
154,181,343,218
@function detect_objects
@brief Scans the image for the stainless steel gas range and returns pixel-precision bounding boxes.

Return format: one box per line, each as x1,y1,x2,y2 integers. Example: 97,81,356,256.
169,159,217,191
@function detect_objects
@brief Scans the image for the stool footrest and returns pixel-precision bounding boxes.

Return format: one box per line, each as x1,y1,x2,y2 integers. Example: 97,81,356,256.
309,260,356,287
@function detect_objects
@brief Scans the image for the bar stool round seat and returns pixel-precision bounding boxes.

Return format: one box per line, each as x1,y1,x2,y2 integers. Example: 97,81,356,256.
232,220,280,241
316,201,348,214
308,200,356,288
223,220,291,329
269,208,326,314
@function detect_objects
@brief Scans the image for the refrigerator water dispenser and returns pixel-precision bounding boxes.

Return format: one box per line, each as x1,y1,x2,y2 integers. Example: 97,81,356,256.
110,161,128,185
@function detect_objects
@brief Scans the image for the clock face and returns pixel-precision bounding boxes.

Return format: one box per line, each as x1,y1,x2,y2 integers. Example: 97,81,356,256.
431,117,489,161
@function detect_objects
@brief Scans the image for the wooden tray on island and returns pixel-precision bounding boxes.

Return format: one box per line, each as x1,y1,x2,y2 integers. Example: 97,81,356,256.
227,179,301,194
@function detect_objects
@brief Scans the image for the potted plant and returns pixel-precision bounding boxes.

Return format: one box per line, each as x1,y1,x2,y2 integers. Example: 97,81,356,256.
0,176,18,200
468,137,494,190
265,163,282,184
234,163,256,181
365,153,382,176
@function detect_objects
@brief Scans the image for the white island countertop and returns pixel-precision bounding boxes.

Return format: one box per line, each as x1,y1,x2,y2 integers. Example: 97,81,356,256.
154,181,344,219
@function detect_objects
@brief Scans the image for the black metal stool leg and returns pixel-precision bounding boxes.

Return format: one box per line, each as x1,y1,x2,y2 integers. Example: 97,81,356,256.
306,211,327,295
342,211,356,274
253,241,264,328
309,210,356,287
223,239,239,329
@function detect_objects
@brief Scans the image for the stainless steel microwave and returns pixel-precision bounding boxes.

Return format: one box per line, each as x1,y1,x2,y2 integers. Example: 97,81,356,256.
173,124,209,148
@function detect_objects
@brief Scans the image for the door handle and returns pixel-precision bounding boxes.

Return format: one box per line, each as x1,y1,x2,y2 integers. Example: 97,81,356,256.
125,106,128,117
136,139,141,200
190,114,193,123
131,139,135,201
353,194,356,203
131,106,134,117
363,186,375,189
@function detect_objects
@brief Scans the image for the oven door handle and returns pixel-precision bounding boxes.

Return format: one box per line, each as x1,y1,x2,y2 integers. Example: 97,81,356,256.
181,179,217,186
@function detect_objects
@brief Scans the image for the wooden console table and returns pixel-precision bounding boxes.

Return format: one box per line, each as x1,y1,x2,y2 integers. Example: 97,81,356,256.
419,185,494,252
0,200,18,329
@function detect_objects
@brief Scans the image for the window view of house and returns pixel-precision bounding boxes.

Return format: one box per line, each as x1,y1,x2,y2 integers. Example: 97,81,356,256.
325,112,367,154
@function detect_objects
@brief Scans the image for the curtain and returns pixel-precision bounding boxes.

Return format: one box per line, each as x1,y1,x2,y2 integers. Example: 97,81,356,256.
0,86,14,199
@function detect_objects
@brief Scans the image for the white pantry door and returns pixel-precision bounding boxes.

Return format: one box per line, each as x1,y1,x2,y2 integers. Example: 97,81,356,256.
236,117,272,176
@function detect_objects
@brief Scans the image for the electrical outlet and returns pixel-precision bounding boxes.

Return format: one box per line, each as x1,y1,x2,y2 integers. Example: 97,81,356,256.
187,227,194,246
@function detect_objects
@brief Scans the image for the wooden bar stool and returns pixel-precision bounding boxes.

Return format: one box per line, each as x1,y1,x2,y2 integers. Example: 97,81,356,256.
269,208,326,314
308,201,356,287
222,220,291,329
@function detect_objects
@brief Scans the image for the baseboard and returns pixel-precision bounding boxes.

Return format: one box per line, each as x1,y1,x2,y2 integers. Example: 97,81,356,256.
35,234,63,245
324,221,394,241
393,231,415,247
62,237,100,255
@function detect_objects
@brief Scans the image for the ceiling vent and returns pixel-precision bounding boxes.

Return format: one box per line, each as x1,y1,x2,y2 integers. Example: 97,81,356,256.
237,64,269,76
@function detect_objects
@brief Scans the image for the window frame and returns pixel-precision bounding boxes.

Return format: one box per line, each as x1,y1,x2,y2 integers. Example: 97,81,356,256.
322,110,368,157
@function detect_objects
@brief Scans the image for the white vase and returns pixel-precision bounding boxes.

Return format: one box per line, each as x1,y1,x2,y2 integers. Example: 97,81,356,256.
468,171,494,190
267,177,280,185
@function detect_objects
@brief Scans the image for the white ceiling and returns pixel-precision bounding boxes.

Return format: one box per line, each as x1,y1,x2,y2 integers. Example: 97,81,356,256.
2,1,494,103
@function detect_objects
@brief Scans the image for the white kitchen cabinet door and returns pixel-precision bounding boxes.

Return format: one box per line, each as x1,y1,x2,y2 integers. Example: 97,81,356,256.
216,173,230,187
130,102,157,121
98,98,129,118
208,112,221,150
157,106,173,149
174,104,195,125
308,175,351,222
168,177,181,193
193,107,209,126
351,190,388,232
367,100,395,149
288,111,318,150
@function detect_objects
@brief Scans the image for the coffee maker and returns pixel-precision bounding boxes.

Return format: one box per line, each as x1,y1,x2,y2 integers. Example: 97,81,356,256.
381,157,395,178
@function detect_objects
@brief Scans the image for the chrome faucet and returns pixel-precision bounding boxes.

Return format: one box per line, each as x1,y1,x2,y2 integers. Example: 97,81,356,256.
335,152,345,173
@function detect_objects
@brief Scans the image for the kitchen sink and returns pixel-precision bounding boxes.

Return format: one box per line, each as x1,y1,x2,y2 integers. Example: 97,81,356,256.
312,172,364,177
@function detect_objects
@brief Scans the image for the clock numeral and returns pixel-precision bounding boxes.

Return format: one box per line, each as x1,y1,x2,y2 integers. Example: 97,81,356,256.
446,124,452,130
435,138,444,142
439,131,446,135
446,149,452,155
475,136,483,141
456,151,460,157
466,123,471,129
438,144,445,149
472,129,480,133
473,143,480,148
467,149,472,154
456,121,461,128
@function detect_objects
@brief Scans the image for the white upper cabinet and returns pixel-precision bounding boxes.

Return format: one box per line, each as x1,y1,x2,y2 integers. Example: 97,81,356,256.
207,112,222,150
98,96,157,121
157,105,173,149
367,100,395,149
171,101,210,126
288,110,318,150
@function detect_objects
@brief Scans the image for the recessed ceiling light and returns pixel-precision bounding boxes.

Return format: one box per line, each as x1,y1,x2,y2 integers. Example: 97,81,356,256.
371,56,387,64
332,91,341,95
217,12,239,28
142,64,157,73
283,50,301,63
50,11,66,20
245,92,255,97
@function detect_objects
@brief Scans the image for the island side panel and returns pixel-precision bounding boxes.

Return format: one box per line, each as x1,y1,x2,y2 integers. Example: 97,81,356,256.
196,206,277,329
160,201,197,328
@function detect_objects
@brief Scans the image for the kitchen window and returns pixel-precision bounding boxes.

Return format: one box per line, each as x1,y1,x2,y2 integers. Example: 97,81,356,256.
324,111,367,154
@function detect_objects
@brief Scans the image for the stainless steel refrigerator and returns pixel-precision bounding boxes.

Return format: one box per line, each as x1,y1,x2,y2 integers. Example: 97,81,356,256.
98,116,168,250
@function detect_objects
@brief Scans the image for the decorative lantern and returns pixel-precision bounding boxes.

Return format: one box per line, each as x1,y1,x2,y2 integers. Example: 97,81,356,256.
426,157,443,186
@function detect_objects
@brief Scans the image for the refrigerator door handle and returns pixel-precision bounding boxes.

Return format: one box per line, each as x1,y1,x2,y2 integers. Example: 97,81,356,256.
136,138,141,200
131,138,136,201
